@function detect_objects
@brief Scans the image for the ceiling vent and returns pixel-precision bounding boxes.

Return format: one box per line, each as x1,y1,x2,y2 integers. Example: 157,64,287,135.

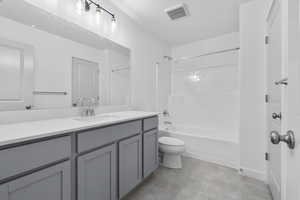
165,3,190,20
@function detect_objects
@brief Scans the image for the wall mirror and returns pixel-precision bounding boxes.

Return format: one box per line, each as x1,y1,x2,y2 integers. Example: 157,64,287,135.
0,0,131,111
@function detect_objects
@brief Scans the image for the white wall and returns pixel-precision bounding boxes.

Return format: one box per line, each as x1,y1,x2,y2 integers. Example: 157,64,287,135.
0,16,106,109
239,0,272,181
156,59,172,113
172,33,239,59
25,0,171,111
105,49,130,105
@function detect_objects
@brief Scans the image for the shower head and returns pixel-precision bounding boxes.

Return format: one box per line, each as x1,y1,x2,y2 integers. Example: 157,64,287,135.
156,56,173,65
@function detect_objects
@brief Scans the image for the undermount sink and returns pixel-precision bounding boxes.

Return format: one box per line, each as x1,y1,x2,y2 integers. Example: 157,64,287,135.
73,114,121,122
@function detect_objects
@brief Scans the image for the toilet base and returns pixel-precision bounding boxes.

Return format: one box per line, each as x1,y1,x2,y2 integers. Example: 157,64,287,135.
162,154,182,169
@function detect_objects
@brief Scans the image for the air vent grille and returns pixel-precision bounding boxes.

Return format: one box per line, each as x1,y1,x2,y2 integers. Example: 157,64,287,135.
165,3,190,20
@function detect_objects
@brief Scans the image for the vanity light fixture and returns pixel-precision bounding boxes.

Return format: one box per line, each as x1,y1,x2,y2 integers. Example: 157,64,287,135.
77,0,116,27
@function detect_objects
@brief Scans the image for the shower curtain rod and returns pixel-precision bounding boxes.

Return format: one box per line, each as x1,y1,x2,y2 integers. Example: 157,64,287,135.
174,47,240,62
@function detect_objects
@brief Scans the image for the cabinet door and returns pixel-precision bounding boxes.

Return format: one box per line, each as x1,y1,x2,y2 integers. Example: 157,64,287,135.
0,161,71,200
77,144,116,200
143,129,159,178
119,135,142,198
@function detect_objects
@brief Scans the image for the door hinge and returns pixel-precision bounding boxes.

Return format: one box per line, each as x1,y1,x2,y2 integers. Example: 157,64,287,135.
265,94,269,103
265,36,269,45
265,152,269,161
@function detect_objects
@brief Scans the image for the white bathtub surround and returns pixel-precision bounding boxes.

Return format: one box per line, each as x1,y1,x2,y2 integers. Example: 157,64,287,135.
0,111,157,146
160,33,240,170
158,136,185,169
170,33,240,144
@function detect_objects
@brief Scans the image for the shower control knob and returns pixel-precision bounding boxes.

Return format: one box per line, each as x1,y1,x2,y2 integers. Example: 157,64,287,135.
272,112,282,120
270,130,295,150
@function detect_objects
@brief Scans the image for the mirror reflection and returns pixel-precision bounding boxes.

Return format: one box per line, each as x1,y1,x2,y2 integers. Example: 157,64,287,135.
0,1,130,111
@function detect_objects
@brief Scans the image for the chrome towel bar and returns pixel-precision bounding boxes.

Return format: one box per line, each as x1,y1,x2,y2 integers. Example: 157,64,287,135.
33,91,67,95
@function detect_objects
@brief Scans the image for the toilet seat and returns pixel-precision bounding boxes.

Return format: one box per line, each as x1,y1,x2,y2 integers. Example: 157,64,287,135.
159,137,184,146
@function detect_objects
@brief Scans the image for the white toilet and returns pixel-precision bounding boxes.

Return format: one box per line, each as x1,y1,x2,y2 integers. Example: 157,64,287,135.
158,137,185,169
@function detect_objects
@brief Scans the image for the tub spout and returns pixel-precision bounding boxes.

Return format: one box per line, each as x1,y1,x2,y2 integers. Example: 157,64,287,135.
164,121,172,125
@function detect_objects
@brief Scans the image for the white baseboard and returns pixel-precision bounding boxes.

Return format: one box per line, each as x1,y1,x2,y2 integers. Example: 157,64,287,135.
184,152,267,183
239,166,267,182
183,151,239,170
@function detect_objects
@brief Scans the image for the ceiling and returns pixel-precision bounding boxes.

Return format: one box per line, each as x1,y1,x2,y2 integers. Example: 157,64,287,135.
110,0,250,46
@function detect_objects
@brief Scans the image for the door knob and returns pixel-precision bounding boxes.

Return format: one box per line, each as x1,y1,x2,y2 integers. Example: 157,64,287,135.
270,130,295,149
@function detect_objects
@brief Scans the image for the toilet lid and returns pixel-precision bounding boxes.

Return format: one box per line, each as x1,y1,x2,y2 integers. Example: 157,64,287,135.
158,137,184,146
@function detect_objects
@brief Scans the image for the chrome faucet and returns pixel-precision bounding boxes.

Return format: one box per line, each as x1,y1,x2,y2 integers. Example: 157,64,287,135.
77,97,96,117
162,109,170,117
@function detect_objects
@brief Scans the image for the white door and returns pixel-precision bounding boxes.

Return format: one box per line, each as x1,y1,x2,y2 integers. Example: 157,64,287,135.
266,1,282,199
281,0,300,199
0,38,34,110
72,57,99,106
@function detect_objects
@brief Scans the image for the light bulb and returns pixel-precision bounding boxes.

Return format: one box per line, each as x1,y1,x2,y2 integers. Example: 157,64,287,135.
189,73,200,82
76,0,84,14
96,6,101,24
111,16,117,32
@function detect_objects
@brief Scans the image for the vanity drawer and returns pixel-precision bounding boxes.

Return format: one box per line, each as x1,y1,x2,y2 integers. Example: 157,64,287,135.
77,120,142,153
143,116,158,132
0,136,71,181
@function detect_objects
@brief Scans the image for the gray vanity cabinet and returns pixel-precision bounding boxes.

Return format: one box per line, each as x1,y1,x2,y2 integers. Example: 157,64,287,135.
119,134,143,198
77,144,116,200
143,129,159,178
0,161,71,200
0,115,158,200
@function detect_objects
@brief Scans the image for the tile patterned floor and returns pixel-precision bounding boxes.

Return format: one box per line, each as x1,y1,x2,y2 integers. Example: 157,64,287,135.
123,157,272,200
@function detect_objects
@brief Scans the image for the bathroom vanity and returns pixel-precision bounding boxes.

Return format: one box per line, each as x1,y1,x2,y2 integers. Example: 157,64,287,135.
0,2,158,199
0,111,158,200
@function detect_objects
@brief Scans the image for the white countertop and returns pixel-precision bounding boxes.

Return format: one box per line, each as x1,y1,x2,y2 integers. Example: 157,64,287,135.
0,111,158,147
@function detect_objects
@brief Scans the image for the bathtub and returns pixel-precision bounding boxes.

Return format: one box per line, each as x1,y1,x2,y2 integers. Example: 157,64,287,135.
159,124,240,169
